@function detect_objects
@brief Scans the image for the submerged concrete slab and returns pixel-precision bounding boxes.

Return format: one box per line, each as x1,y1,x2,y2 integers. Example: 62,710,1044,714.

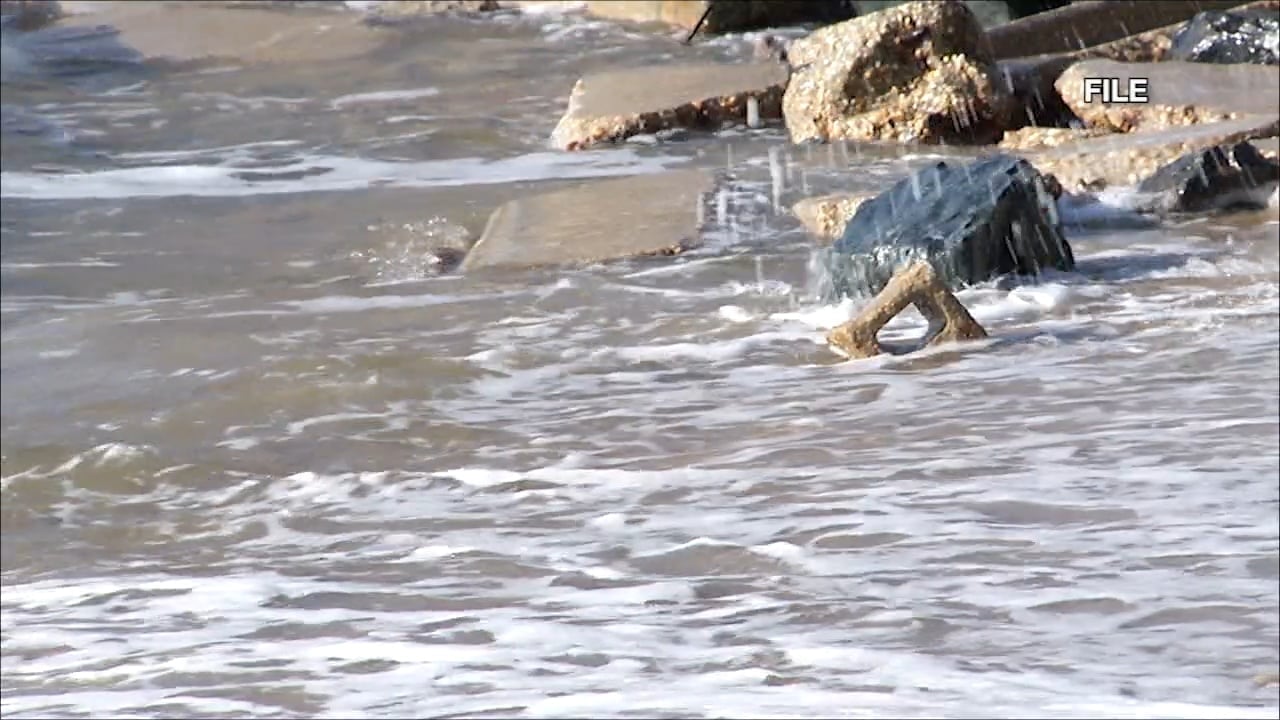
57,1,386,65
551,62,788,150
1057,59,1280,132
460,169,716,271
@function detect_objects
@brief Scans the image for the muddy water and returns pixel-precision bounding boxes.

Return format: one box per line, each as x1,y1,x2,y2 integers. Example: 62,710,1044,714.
2,5,1278,719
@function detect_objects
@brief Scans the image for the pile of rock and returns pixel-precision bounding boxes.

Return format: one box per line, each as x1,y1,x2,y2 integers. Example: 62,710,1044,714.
12,0,1274,361
534,0,1279,360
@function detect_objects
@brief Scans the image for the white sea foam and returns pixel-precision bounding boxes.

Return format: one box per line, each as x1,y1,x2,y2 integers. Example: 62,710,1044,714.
0,150,682,200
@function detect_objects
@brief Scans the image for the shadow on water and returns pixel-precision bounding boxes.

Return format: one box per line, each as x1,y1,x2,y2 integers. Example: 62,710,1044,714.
1073,249,1218,284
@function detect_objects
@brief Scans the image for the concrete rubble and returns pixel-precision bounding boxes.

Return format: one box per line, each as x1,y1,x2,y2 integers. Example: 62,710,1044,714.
550,62,788,150
826,262,988,360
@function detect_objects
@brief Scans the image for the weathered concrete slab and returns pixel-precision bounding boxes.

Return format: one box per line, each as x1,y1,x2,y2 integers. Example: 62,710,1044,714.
551,62,788,150
56,1,386,65
574,1,856,34
791,193,873,243
459,169,715,271
1057,59,1280,133
985,0,1250,60
827,262,987,360
1029,115,1280,190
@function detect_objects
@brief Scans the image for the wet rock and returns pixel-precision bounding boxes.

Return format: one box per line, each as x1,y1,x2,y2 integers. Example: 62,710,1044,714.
1028,116,1280,192
459,169,715,271
1133,140,1280,214
791,192,872,242
782,0,1014,145
984,0,1248,60
1056,59,1280,134
551,62,787,150
1169,4,1280,66
822,153,1074,301
826,261,987,360
995,53,1079,128
751,33,791,63
0,0,61,30
572,1,856,36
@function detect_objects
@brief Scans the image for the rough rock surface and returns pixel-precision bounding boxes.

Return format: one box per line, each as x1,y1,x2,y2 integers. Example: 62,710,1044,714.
822,153,1074,301
552,62,787,150
999,126,1113,152
1134,140,1280,213
460,169,716,271
576,0,856,35
1169,4,1280,65
1029,116,1280,191
1057,59,1280,133
792,193,873,242
826,261,987,360
782,0,1013,146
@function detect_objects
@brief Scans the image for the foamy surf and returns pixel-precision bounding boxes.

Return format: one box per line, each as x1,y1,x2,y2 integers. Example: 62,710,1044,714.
0,149,682,199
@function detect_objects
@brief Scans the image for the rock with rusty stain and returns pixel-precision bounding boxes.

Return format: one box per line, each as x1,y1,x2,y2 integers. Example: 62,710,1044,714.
1056,59,1279,134
551,62,788,150
460,169,717,271
791,193,874,242
826,261,987,360
823,153,1074,301
782,0,1014,146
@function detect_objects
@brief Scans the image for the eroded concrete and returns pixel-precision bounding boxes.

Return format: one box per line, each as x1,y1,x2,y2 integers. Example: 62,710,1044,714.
460,169,716,271
827,262,987,360
551,62,788,150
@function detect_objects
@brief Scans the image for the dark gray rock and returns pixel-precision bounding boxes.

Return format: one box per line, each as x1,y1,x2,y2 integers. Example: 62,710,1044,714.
1135,141,1280,214
822,154,1075,300
1169,6,1280,65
